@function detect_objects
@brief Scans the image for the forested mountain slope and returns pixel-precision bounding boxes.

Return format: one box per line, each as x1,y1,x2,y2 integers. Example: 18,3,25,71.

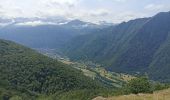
0,39,103,99
63,18,149,62
63,11,170,82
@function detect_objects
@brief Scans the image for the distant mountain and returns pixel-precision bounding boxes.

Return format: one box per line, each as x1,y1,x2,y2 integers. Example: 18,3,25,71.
0,19,111,49
0,39,103,99
0,25,80,49
62,11,170,82
65,19,98,28
98,21,115,26
0,17,68,27
67,19,89,26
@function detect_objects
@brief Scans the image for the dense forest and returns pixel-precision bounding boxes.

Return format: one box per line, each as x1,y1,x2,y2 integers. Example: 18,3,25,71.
0,39,110,100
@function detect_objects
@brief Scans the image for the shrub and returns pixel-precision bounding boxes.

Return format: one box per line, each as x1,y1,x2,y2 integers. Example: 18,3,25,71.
153,82,170,91
127,76,153,94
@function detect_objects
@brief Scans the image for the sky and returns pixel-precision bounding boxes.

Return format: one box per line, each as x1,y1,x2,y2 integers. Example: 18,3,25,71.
0,0,170,23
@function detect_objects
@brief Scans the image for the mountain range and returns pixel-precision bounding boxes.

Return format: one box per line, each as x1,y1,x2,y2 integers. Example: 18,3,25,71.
0,18,112,49
0,11,170,83
62,11,170,82
0,11,170,100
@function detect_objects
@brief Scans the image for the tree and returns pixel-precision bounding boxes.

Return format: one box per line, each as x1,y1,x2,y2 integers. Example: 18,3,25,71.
127,76,153,94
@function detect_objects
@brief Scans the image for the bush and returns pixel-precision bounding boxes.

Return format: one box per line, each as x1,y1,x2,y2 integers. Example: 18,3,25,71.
127,76,153,94
153,82,170,91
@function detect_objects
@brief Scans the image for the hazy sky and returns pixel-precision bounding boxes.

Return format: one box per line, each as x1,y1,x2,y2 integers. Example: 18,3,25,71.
0,0,170,23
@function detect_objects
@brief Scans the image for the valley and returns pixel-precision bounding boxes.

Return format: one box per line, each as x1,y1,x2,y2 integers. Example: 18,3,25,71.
36,48,134,88
62,11,170,83
0,1,170,99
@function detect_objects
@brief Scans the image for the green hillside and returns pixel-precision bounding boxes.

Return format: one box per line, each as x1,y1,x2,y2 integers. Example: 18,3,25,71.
0,39,106,99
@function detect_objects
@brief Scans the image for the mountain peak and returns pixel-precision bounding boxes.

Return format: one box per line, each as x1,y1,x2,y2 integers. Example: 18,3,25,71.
67,19,89,25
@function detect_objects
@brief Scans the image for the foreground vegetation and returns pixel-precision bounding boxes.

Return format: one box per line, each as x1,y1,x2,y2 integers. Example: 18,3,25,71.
0,39,112,100
93,77,170,100
0,39,169,100
94,88,170,100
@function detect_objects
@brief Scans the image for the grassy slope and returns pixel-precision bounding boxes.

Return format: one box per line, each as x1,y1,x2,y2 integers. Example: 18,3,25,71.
93,88,170,100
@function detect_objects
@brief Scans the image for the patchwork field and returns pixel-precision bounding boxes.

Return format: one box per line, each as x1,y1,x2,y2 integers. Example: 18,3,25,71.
38,49,134,88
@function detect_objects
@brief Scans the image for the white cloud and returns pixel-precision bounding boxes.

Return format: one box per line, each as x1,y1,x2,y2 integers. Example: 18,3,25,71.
114,0,127,2
89,9,110,17
99,0,127,2
0,0,169,23
15,21,56,26
47,0,79,5
144,4,164,11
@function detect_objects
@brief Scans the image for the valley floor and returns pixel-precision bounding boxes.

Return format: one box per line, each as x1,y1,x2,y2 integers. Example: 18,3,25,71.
93,88,170,100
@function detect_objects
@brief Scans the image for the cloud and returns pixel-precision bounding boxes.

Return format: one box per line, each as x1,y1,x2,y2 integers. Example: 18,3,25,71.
144,4,164,11
0,0,169,23
107,11,147,23
43,0,79,9
0,18,14,26
48,0,79,5
89,9,110,17
114,0,127,2
100,0,127,2
15,21,56,26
